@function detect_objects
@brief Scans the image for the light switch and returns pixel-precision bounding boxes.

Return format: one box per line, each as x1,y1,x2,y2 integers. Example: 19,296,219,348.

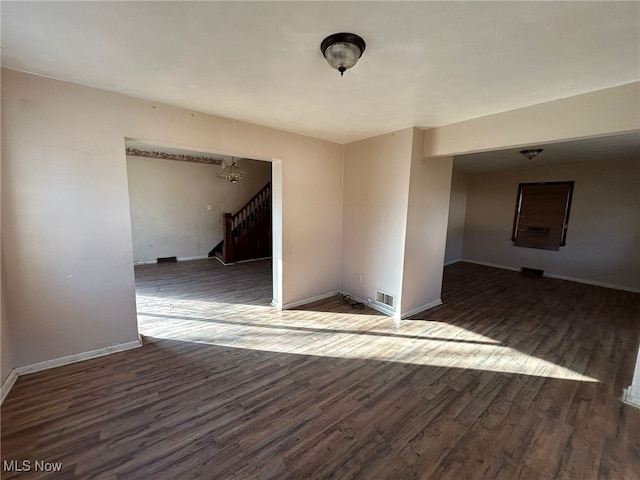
206,204,212,211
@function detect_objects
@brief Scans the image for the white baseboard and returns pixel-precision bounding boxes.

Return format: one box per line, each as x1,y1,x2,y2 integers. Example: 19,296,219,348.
14,339,143,376
543,273,639,294
340,291,397,318
401,299,443,319
444,259,461,267
460,259,639,293
134,255,210,265
281,290,340,310
212,255,230,266
461,259,520,272
1,369,19,404
278,289,399,319
623,387,640,409
0,338,143,404
177,255,209,262
134,259,158,265
236,256,272,264
214,255,272,267
368,302,397,318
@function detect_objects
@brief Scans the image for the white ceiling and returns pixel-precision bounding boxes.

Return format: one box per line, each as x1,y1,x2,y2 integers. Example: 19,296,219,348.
2,1,639,145
453,131,640,172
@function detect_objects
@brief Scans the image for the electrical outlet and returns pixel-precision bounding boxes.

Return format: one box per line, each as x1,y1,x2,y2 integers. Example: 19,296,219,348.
356,274,362,283
207,204,212,211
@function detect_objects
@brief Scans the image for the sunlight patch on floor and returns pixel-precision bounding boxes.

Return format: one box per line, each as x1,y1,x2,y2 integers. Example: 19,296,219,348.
136,295,598,383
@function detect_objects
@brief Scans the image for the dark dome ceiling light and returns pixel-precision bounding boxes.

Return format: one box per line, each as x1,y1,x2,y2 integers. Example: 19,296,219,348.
320,33,366,77
520,148,544,160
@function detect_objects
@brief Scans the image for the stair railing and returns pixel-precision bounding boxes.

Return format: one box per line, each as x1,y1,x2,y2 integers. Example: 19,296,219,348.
222,182,271,263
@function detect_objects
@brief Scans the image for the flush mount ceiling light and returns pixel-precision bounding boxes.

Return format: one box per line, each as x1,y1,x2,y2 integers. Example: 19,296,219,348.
520,148,544,160
321,32,366,77
217,158,248,183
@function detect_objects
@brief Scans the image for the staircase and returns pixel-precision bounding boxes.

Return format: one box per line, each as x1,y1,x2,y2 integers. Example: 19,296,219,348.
209,182,271,264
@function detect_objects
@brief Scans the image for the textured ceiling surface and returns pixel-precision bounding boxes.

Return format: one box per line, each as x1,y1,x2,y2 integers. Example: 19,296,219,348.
3,1,639,145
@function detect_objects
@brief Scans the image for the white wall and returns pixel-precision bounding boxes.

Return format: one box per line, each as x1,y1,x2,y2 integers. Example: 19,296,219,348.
2,74,140,367
444,169,469,265
400,127,453,316
341,128,414,310
0,290,11,385
341,127,453,318
0,137,11,383
462,159,640,291
126,155,271,262
1,68,344,368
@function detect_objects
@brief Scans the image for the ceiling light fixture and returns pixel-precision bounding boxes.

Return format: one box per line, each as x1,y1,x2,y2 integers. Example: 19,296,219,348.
217,158,248,183
321,32,366,77
520,148,544,160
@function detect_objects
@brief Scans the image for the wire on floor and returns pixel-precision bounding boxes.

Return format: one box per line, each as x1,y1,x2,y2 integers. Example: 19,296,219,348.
340,293,365,310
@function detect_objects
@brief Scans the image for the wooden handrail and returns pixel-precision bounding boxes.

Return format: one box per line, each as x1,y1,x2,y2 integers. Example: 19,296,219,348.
233,182,271,217
222,213,234,263
221,182,271,264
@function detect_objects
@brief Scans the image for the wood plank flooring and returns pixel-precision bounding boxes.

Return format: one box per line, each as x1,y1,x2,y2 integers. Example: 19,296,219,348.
2,259,639,479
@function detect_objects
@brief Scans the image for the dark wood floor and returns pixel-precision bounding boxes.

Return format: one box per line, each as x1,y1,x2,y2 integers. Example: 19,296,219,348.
2,260,639,479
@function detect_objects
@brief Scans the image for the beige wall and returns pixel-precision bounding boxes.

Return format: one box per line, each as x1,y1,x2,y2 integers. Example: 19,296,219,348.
3,66,637,379
0,295,10,384
423,82,640,158
341,128,453,317
462,159,640,291
127,155,271,263
0,139,10,382
444,169,469,265
1,68,344,368
342,128,414,312
400,129,453,316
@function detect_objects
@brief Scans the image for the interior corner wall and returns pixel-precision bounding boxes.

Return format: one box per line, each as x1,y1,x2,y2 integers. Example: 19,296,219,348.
1,68,344,368
444,169,469,265
0,141,13,383
462,159,640,291
126,156,271,263
0,288,12,385
400,128,453,317
341,128,414,309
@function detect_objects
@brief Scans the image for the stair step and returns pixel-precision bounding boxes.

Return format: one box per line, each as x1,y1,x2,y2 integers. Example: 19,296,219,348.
208,239,224,257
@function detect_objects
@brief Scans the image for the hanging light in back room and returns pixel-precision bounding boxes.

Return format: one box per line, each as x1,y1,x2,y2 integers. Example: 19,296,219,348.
520,149,544,160
217,158,248,183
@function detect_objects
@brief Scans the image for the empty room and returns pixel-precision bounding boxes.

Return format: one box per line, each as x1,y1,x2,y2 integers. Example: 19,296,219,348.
1,2,639,479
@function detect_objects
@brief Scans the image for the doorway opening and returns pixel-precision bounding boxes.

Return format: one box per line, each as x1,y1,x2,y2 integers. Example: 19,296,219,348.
124,140,283,333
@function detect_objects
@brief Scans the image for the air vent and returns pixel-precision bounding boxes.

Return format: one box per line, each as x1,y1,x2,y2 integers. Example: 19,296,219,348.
157,256,177,263
375,290,395,308
521,267,544,276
